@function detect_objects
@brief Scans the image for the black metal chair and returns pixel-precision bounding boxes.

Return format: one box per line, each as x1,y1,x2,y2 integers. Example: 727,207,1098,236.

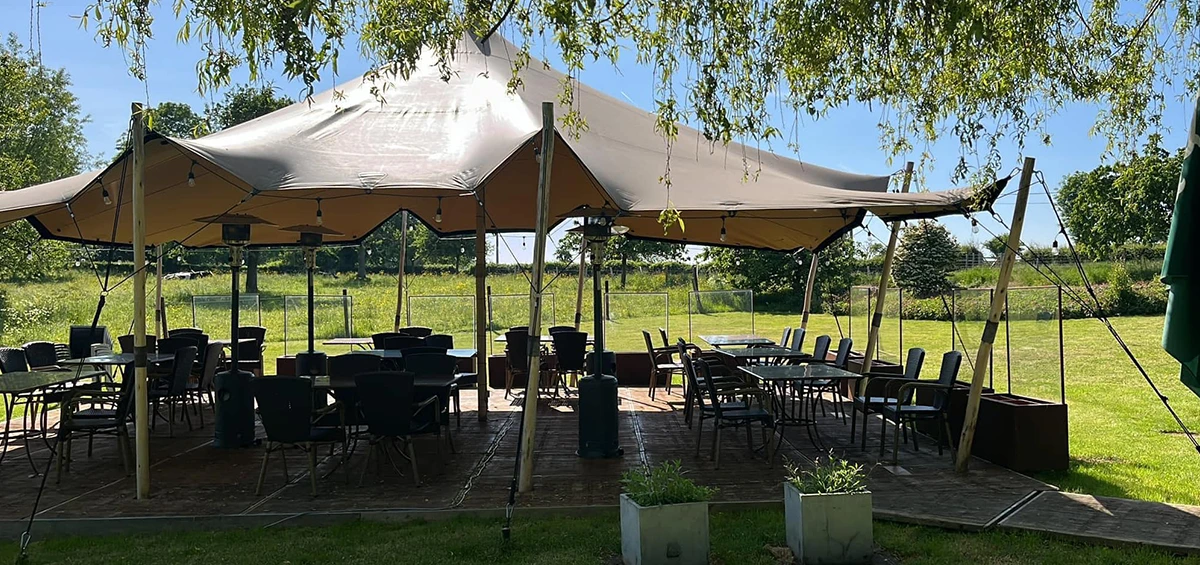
117,334,156,355
237,326,268,376
404,353,461,429
0,347,29,373
168,327,204,337
251,377,346,496
68,325,110,360
805,337,852,422
850,347,925,448
383,335,426,351
551,330,588,388
22,341,62,370
54,369,135,483
397,326,434,338
148,346,197,436
401,346,448,358
548,325,575,335
503,330,550,398
355,371,443,486
187,343,224,428
325,353,383,431
371,332,406,350
683,352,775,469
156,336,193,355
789,328,807,352
425,334,454,349
657,328,670,347
675,338,746,427
644,330,682,400
877,351,963,465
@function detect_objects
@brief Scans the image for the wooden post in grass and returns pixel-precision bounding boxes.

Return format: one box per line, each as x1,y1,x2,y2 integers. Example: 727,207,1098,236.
394,211,408,331
475,184,489,421
956,157,1035,473
861,161,913,374
518,102,555,493
131,102,150,500
800,253,819,331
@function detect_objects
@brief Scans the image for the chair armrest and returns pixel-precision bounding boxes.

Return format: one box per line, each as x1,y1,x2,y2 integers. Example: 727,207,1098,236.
313,401,342,418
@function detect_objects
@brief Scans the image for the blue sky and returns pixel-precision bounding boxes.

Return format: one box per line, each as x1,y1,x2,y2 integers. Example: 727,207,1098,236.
4,1,1191,265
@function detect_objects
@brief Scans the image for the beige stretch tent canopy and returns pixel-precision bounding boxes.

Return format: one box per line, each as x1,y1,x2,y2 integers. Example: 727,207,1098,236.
0,34,1000,251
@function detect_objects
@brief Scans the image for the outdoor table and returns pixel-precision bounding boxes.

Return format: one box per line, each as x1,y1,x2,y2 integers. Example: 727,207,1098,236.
698,334,775,347
738,363,862,449
711,346,810,364
322,337,375,349
210,338,256,348
493,334,552,343
0,368,107,469
61,353,176,366
307,374,461,427
361,348,478,360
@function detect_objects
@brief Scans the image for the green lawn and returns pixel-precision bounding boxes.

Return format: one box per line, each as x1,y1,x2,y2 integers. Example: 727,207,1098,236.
3,271,1200,506
0,511,1195,565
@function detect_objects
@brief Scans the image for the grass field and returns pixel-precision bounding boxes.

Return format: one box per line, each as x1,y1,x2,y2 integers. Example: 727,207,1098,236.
2,271,1199,506
1,511,1196,565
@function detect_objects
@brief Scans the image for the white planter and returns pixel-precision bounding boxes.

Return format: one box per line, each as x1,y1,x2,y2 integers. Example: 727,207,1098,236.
619,493,710,565
784,483,873,565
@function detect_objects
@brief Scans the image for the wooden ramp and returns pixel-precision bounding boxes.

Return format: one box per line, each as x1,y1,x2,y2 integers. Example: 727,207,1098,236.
999,492,1200,554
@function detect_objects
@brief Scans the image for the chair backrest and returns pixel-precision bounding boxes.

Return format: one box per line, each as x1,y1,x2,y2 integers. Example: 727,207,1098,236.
931,351,964,410
811,335,832,361
237,326,268,345
0,347,29,373
23,341,60,369
173,333,209,355
548,326,575,335
328,353,383,380
69,325,110,360
198,343,224,390
504,331,530,373
164,346,198,395
789,328,806,352
157,337,193,355
383,335,426,351
237,338,263,361
118,334,156,355
679,350,710,412
251,377,314,444
508,325,529,334
832,338,853,369
658,328,670,347
780,327,792,350
371,332,405,349
552,331,588,372
425,334,454,349
355,371,417,437
397,326,433,338
54,343,71,362
642,330,658,361
169,327,204,337
692,354,727,418
114,364,137,420
404,353,457,378
902,348,926,381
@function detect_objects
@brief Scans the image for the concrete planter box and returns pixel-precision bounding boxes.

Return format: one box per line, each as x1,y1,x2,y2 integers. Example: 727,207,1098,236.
619,494,709,565
784,483,872,564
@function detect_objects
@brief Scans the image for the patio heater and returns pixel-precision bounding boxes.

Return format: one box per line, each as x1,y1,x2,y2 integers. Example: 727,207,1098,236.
569,208,626,459
195,213,273,448
278,224,343,377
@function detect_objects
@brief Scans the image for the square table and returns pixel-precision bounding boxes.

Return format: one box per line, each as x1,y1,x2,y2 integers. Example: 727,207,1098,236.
361,349,477,359
699,334,775,347
711,346,810,363
0,368,108,469
322,337,375,349
61,353,176,366
738,363,862,448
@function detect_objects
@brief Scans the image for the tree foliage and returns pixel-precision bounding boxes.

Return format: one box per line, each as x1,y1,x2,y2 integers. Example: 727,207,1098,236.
983,233,1010,258
0,36,89,281
553,232,685,264
701,235,856,310
1058,145,1181,259
893,220,959,298
80,0,1200,185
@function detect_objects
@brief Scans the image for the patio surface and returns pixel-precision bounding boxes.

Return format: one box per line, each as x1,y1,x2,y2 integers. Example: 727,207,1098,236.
2,386,1198,554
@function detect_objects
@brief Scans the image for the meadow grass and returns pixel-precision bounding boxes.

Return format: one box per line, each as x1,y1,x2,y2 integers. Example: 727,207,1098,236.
2,271,1198,505
0,511,1195,565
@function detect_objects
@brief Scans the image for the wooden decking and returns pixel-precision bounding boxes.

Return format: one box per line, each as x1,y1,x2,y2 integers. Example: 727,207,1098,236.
1,387,1197,554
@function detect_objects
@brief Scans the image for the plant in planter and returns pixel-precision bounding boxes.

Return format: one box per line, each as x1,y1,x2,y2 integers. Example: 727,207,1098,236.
620,460,715,565
784,455,872,565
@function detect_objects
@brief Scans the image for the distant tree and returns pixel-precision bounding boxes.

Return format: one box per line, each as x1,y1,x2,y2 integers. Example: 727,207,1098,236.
555,232,685,286
983,233,1010,258
113,101,205,153
1058,145,1181,259
893,220,959,298
0,36,89,281
701,234,856,311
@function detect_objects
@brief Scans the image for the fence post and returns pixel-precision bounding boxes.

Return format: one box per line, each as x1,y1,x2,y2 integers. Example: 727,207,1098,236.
1058,285,1066,405
342,288,351,337
692,265,703,314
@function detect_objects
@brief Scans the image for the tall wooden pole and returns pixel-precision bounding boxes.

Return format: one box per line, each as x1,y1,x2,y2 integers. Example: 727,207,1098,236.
574,234,587,329
956,157,1035,473
131,103,150,500
861,162,914,374
154,244,165,338
518,102,556,493
800,253,819,331
394,211,409,331
475,185,489,421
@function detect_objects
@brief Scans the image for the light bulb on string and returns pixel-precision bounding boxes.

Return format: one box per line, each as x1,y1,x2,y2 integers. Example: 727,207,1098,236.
522,236,527,249
315,198,324,226
971,217,979,234
187,161,197,187
102,187,111,205
435,197,443,224
1052,239,1060,256
719,216,728,243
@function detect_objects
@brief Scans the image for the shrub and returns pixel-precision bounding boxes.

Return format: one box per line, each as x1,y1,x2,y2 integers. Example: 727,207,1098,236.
621,460,715,506
893,221,959,298
786,454,868,494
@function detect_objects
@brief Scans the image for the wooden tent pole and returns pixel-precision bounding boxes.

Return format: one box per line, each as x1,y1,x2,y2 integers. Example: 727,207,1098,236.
394,211,408,332
475,185,489,421
518,102,555,493
154,244,165,338
131,103,150,500
956,157,1035,473
800,253,819,331
574,234,587,329
861,161,913,374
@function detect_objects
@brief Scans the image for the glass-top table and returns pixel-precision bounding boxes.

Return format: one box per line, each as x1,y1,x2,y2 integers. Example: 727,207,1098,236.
738,363,862,449
711,346,811,362
360,349,477,359
698,334,775,347
61,353,176,366
738,364,860,382
1,368,109,470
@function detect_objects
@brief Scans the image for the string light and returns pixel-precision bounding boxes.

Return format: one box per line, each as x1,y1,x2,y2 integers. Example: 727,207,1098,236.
719,215,728,243
315,198,323,226
102,187,111,205
1052,239,1060,256
435,197,443,224
971,217,979,234
187,161,197,187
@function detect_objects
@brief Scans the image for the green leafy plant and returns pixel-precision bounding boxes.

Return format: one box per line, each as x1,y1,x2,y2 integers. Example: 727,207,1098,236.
621,461,715,506
786,455,868,495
